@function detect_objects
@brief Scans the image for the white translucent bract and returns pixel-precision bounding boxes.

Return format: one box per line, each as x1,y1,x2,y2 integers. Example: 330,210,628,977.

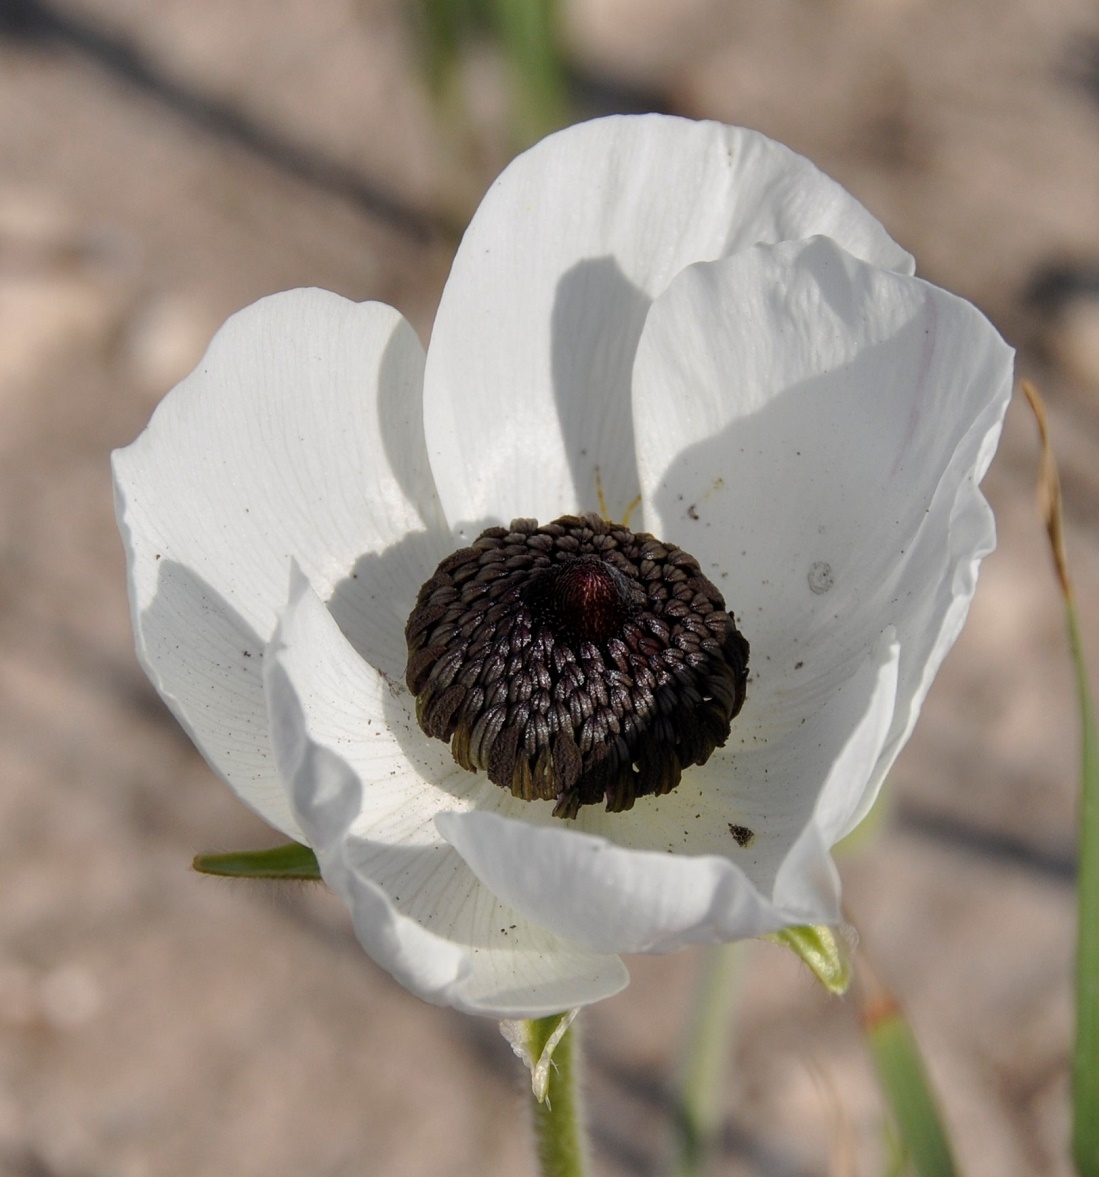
113,116,1014,1017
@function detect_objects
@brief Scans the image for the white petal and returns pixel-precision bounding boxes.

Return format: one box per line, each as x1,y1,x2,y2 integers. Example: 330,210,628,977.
113,290,449,835
633,236,1013,788
423,115,913,532
437,808,779,955
770,630,899,913
436,633,898,953
570,628,899,857
265,567,628,1016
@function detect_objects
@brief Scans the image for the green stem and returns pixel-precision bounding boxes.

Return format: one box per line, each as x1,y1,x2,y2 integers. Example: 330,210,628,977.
527,1014,587,1177
672,943,749,1177
1070,597,1099,1177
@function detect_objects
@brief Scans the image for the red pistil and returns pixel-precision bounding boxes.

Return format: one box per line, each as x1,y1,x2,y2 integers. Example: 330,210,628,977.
526,556,630,645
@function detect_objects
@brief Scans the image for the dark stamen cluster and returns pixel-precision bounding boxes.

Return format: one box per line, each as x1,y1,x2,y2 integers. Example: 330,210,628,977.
404,514,749,818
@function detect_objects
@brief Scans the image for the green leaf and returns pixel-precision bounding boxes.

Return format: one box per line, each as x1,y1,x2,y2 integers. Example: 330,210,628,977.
193,842,321,880
1070,597,1099,1177
411,0,569,150
412,0,487,94
863,993,958,1177
490,0,569,148
765,924,852,996
1022,380,1099,1176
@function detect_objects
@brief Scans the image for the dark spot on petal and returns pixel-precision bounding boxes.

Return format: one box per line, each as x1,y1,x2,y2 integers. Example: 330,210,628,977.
808,562,834,594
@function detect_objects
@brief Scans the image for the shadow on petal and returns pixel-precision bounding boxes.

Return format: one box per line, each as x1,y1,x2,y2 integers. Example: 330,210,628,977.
376,318,438,519
645,294,1001,752
551,256,648,521
140,557,299,836
327,527,453,683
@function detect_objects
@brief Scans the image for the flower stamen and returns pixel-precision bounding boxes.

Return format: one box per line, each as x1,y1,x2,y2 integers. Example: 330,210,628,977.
405,514,749,818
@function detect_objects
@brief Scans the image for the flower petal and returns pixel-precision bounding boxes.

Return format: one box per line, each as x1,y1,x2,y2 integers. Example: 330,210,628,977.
569,627,899,857
436,632,898,954
113,289,449,835
770,629,899,914
265,566,629,1016
633,236,1013,795
423,115,913,532
437,808,778,955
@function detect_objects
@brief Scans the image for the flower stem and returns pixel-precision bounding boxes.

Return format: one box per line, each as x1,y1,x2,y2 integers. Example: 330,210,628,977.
672,942,750,1177
527,1014,587,1177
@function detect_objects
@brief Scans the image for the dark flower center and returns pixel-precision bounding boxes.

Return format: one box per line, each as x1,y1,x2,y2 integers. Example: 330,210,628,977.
404,514,749,819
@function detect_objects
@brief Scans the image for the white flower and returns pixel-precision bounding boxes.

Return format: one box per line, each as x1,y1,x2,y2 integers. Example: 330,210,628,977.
112,115,1013,1018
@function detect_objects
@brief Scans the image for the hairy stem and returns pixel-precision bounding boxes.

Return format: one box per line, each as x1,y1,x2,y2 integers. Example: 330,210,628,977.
527,1014,587,1177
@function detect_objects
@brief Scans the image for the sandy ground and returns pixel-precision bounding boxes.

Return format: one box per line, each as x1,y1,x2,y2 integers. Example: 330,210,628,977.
1,1,1098,1174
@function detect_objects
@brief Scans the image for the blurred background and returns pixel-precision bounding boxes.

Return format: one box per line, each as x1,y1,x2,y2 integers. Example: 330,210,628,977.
1,0,1097,1173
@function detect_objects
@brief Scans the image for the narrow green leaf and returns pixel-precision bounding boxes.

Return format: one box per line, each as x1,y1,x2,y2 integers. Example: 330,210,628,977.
1071,597,1099,1177
193,842,321,880
490,0,569,148
412,0,485,94
881,1118,909,1177
864,994,958,1177
1022,380,1099,1176
765,924,852,996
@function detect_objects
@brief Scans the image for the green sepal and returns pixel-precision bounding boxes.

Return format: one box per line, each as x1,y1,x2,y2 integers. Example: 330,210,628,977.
192,841,321,880
764,924,852,995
